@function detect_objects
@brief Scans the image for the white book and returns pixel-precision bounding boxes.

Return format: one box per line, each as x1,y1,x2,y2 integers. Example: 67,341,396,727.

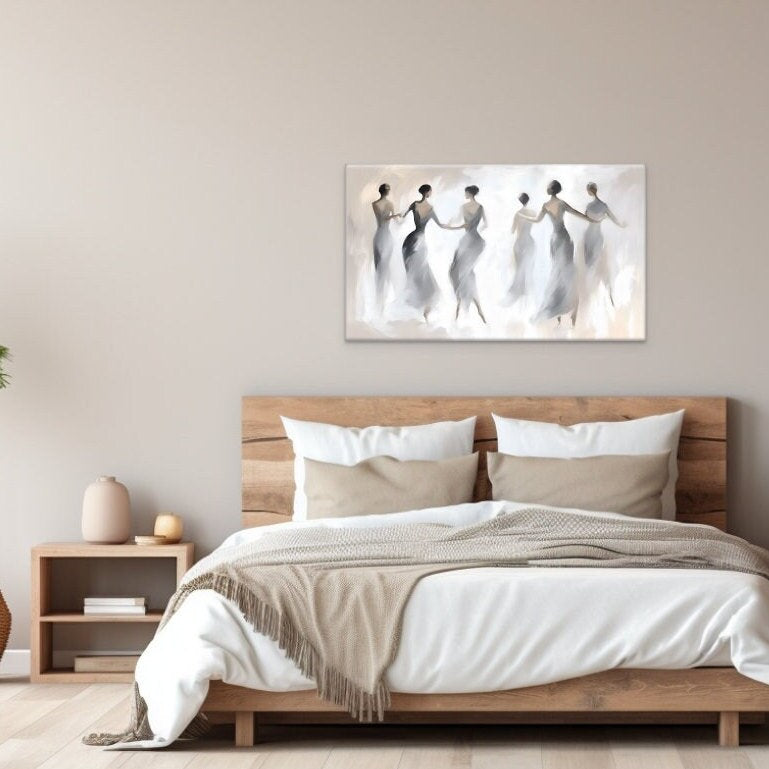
83,597,146,607
83,605,147,615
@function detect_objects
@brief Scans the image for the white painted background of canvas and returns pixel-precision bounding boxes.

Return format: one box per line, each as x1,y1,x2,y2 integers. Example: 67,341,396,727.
346,164,645,340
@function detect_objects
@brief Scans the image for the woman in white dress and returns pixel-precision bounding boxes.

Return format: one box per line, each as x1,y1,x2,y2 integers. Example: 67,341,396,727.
400,184,456,320
520,180,596,327
505,192,536,306
371,183,400,306
448,185,487,323
583,182,626,307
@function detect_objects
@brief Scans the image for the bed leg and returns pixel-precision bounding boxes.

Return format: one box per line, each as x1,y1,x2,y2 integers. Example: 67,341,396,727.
235,711,255,747
718,711,739,747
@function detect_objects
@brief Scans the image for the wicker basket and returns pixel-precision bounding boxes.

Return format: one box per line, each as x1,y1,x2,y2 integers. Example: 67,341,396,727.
0,590,10,663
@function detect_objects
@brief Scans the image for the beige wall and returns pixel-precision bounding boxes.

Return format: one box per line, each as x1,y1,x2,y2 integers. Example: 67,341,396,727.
1,0,768,649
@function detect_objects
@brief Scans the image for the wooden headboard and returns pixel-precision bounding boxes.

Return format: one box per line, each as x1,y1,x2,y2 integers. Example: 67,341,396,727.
242,397,727,531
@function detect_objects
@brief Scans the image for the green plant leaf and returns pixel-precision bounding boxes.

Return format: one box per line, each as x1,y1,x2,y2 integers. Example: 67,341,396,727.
0,346,11,389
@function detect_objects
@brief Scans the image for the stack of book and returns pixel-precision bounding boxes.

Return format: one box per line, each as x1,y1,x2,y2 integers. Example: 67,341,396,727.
83,596,146,615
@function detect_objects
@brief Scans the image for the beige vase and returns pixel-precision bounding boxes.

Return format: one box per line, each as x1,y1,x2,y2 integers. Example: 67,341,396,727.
81,476,132,544
154,513,183,544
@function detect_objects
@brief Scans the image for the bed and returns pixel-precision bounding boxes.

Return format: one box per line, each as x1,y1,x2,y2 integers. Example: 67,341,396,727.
157,395,761,749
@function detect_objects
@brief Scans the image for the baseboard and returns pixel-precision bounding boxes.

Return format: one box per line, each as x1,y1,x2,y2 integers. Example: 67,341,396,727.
0,649,142,677
0,649,30,677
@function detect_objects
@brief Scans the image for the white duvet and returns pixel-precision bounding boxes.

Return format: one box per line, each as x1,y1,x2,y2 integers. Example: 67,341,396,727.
128,502,769,748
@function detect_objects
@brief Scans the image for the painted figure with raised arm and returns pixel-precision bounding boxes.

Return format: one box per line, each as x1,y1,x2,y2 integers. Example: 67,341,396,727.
448,185,487,323
401,184,457,321
520,179,596,327
371,183,400,305
505,192,536,306
583,182,626,307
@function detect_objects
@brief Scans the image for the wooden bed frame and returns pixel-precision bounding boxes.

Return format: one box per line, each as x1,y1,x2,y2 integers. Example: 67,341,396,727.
201,396,769,747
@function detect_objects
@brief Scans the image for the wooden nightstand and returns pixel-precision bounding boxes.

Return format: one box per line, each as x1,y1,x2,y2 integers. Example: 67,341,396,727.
31,542,194,683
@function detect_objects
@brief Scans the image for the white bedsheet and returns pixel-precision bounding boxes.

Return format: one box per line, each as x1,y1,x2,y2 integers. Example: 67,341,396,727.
128,502,769,747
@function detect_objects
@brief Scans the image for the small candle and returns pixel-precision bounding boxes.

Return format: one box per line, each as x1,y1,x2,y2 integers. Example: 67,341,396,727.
154,513,183,544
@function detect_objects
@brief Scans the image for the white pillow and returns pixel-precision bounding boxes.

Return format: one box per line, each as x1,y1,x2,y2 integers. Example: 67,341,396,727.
281,416,477,520
492,410,684,520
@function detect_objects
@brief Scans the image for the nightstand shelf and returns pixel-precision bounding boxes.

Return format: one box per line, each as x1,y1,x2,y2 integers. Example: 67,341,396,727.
37,668,136,684
31,542,194,682
39,610,164,623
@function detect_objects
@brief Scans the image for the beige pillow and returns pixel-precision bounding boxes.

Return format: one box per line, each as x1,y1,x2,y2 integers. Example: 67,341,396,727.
487,452,670,519
304,453,479,520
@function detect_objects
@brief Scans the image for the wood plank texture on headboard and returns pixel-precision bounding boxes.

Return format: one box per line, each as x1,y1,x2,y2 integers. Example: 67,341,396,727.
242,397,727,531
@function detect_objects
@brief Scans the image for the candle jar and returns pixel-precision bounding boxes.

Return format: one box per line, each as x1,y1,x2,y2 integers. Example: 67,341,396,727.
154,513,183,544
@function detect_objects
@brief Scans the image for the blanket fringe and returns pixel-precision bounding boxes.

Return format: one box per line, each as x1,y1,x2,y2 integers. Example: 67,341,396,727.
209,572,391,722
82,681,210,746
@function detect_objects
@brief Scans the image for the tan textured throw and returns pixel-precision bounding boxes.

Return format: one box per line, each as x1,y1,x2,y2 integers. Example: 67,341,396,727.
85,508,769,745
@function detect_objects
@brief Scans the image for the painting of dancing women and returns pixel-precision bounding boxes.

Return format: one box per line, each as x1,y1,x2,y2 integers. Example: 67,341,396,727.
346,164,645,340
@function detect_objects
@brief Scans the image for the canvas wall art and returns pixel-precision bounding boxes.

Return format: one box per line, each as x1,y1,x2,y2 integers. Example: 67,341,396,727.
346,164,645,340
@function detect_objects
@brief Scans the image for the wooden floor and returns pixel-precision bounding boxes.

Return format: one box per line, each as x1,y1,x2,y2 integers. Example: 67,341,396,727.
4,675,769,768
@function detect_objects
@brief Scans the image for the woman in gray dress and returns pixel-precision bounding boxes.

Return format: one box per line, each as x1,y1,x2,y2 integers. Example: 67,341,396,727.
449,185,487,323
583,182,626,308
371,183,399,304
506,192,536,306
401,184,455,320
520,179,596,327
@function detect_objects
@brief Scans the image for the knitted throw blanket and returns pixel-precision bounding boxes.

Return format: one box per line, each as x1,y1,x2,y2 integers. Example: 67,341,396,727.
84,508,769,745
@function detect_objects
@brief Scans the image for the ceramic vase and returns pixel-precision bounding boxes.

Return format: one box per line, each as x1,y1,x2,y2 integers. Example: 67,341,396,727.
81,476,131,544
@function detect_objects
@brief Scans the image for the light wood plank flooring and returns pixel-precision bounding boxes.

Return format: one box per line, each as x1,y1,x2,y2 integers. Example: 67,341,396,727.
4,675,769,769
